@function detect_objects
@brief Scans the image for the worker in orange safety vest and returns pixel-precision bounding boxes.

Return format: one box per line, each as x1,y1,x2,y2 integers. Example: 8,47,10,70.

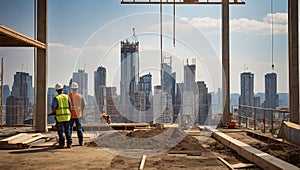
68,82,86,146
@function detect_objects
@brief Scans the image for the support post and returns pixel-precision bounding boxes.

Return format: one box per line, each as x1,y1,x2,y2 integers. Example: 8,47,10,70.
222,0,230,126
263,110,266,133
35,0,48,132
288,0,299,124
254,108,256,130
238,105,241,125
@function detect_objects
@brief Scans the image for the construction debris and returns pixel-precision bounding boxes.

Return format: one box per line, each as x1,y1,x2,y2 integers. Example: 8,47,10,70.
0,133,56,149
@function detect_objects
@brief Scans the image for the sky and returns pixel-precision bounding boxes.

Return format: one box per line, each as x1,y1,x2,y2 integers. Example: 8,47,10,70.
0,0,291,95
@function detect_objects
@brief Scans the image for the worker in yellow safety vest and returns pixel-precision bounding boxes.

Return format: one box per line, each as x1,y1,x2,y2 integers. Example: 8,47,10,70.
51,83,72,149
68,82,86,146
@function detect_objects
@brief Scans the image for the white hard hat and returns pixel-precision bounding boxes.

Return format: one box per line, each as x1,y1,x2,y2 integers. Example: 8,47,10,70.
55,83,63,90
71,82,79,89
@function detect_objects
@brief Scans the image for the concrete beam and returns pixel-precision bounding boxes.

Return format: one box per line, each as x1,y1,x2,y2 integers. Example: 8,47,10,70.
35,0,48,132
288,0,299,124
205,127,299,170
222,0,230,126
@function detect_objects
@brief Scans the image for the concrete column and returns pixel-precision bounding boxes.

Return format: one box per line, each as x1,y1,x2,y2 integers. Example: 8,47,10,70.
222,0,230,126
288,0,299,124
35,0,48,132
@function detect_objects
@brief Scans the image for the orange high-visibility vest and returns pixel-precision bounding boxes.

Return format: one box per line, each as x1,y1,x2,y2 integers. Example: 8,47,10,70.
69,93,83,118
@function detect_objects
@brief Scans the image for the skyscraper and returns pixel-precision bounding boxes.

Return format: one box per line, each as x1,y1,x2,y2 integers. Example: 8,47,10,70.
72,69,88,100
162,61,176,120
2,85,10,106
94,66,106,112
181,59,198,125
184,59,196,90
197,81,211,125
153,89,173,123
264,72,278,119
6,72,33,125
239,72,254,118
139,73,152,110
120,32,139,122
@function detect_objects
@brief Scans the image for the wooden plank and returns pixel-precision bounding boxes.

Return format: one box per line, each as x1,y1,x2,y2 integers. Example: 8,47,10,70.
218,156,234,170
231,163,255,169
204,126,299,170
0,133,26,144
9,135,33,144
284,121,300,130
19,134,45,144
139,154,147,170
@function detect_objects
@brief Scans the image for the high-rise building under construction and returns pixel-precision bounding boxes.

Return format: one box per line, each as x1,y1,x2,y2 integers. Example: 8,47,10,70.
120,30,139,122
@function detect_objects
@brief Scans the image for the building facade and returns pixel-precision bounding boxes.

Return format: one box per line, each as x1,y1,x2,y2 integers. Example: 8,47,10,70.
120,38,139,122
239,72,254,119
197,81,211,125
94,66,106,112
264,72,278,120
72,69,88,100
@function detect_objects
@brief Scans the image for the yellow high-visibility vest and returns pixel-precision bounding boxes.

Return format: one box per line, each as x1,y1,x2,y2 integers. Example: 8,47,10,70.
55,94,71,122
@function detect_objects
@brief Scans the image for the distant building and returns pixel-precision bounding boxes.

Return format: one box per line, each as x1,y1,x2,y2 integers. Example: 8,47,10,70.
264,72,278,120
197,81,211,125
2,85,10,106
211,88,222,114
134,91,146,122
47,87,56,124
72,69,88,101
239,72,254,119
7,72,34,123
184,59,196,90
102,87,123,123
63,84,70,94
153,90,173,123
278,93,289,107
230,93,240,108
139,73,152,111
120,36,139,122
174,83,184,123
5,96,27,125
181,59,198,124
94,66,106,112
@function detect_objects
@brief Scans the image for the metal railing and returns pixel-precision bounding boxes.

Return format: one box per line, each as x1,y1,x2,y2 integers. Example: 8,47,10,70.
231,104,289,135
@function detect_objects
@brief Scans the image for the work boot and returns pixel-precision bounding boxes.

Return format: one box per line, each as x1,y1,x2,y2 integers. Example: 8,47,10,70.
79,141,84,146
66,144,72,149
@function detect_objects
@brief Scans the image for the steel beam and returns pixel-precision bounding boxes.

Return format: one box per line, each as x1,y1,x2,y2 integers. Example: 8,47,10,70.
288,0,299,124
35,0,48,132
222,0,230,126
121,1,245,5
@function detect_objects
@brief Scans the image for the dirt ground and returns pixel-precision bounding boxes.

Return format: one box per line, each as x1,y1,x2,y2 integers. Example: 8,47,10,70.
0,128,262,170
226,131,300,168
88,128,259,169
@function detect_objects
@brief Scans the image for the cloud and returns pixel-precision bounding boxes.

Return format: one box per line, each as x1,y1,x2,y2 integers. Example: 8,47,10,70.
180,13,288,35
49,43,81,57
263,13,288,24
230,17,287,35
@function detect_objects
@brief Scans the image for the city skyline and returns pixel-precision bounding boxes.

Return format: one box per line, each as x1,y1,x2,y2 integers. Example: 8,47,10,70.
0,0,289,95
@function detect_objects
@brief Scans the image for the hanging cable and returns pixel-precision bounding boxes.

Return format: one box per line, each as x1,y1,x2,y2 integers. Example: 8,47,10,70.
173,0,176,47
271,0,274,70
160,0,163,85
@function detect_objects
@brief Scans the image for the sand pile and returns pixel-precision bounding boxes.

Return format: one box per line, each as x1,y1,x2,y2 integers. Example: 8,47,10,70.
87,128,206,156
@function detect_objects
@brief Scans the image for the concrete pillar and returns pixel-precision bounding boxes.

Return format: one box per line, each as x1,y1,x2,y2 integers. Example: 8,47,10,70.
288,0,299,124
222,0,230,126
35,0,48,132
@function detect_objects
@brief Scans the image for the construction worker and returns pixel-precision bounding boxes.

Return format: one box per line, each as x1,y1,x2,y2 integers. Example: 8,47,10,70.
51,83,72,149
68,82,86,146
101,113,111,124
